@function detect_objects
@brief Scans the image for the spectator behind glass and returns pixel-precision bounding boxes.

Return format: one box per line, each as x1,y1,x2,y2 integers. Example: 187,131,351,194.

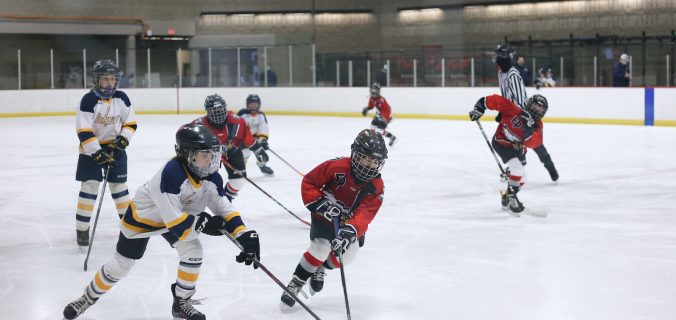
515,56,532,86
612,53,631,87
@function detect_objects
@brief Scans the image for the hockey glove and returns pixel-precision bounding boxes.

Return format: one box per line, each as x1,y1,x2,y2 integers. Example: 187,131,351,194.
331,225,357,255
311,197,344,222
235,230,260,269
108,136,129,151
92,149,116,166
258,139,269,150
251,142,269,163
361,107,369,116
469,97,486,121
195,212,226,236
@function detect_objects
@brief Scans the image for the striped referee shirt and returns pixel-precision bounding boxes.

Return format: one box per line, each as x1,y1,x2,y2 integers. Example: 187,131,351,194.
498,66,528,109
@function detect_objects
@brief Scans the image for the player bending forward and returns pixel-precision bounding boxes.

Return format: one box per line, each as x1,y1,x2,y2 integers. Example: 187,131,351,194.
280,129,387,310
63,124,261,320
469,94,549,215
362,82,397,146
238,94,274,176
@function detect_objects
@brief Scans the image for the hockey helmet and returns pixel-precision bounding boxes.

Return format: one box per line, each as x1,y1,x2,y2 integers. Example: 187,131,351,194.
246,94,261,112
525,94,549,120
92,59,122,99
204,94,227,126
175,123,221,178
492,43,514,69
370,82,381,98
350,129,388,182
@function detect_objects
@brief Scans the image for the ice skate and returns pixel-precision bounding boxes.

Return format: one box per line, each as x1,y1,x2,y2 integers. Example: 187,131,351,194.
63,293,97,320
171,283,205,320
309,265,325,296
76,229,89,252
280,275,307,312
545,161,559,182
501,186,524,217
259,164,274,176
388,135,397,147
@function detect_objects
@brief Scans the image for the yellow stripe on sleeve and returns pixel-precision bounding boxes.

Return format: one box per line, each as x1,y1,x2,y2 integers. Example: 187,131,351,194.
166,213,189,228
82,137,98,146
77,128,94,133
229,225,247,237
130,202,164,227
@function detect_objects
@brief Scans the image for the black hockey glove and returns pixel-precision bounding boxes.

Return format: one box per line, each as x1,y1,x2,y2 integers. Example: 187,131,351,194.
108,136,129,151
469,97,486,121
251,143,269,163
235,230,260,269
361,107,369,116
92,149,116,166
310,197,344,222
331,225,357,255
195,212,226,236
258,139,269,150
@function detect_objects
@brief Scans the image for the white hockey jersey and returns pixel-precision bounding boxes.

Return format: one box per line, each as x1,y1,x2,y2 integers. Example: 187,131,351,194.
76,90,137,155
237,109,269,140
498,67,528,109
120,158,247,241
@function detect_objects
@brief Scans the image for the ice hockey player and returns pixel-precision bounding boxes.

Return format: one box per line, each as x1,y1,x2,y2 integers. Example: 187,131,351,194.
493,43,559,182
280,129,387,310
361,82,397,146
469,94,549,215
193,94,269,200
74,59,136,250
62,123,261,320
237,94,274,176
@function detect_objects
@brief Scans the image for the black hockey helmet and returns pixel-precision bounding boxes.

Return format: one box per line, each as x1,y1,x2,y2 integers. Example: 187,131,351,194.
525,94,549,120
350,129,388,182
493,43,514,70
370,82,381,98
175,123,222,177
246,94,261,112
92,59,122,99
204,94,227,126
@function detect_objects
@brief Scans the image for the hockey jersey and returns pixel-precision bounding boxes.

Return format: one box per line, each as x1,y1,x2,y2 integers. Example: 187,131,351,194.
485,94,543,149
302,157,384,238
76,90,137,155
365,96,392,122
192,113,256,161
121,158,247,241
498,66,528,109
237,109,269,140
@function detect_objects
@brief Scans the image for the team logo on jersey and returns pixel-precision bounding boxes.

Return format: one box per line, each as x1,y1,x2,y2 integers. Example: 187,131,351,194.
94,107,121,126
511,117,522,128
335,173,346,187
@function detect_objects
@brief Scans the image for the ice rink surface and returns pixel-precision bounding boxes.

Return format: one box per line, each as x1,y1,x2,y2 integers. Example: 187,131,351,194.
1,114,676,320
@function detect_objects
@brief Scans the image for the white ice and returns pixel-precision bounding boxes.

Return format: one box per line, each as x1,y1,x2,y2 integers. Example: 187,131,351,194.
1,114,676,320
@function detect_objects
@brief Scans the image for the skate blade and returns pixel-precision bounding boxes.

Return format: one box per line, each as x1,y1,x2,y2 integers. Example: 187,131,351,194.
78,245,89,253
501,206,521,217
523,209,547,218
279,301,298,313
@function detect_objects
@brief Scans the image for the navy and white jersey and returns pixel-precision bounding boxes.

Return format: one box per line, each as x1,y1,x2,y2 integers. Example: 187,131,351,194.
237,109,270,140
76,90,137,155
498,66,528,109
121,158,247,241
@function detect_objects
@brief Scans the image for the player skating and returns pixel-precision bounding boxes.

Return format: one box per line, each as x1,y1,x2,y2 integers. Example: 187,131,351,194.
493,43,559,182
469,94,549,216
361,82,397,146
62,123,261,320
280,129,388,310
74,59,136,250
193,94,269,201
237,94,274,176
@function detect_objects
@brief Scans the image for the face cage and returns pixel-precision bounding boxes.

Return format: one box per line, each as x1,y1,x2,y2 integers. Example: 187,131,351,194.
186,149,221,178
370,89,380,98
527,102,546,120
93,72,121,99
351,150,385,182
207,105,227,125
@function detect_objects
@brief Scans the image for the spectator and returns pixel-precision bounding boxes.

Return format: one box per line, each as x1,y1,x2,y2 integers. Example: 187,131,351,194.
515,55,532,86
259,65,278,87
612,53,631,87
544,68,556,87
377,65,388,86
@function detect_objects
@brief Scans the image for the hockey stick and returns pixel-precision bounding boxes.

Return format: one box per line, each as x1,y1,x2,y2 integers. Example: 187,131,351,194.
476,120,507,176
268,148,305,177
83,164,111,272
222,161,310,227
221,230,322,320
333,218,352,320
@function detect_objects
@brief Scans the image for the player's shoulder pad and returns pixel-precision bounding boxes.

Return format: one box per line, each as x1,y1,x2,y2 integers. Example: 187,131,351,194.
113,90,132,107
79,91,99,113
203,171,225,197
160,158,188,195
369,177,384,194
237,108,247,116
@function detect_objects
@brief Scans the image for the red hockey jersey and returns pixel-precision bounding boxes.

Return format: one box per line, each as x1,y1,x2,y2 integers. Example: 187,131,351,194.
366,96,392,122
302,157,384,237
485,94,543,149
192,113,256,162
